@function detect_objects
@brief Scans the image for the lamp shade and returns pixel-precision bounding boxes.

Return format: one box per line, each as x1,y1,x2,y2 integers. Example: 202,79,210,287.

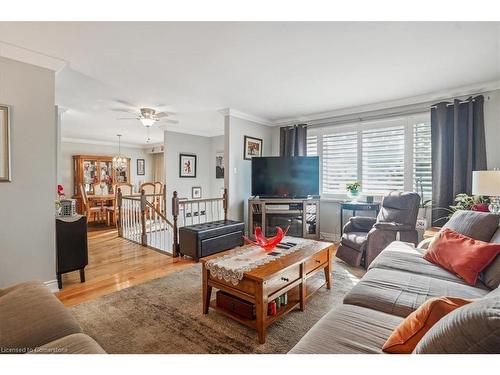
472,171,500,196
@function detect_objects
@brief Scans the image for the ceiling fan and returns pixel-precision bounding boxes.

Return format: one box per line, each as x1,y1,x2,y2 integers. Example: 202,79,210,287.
117,107,179,127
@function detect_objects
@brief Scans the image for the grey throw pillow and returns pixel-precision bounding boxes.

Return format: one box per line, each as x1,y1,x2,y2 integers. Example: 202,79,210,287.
414,290,500,354
443,210,499,242
482,227,500,289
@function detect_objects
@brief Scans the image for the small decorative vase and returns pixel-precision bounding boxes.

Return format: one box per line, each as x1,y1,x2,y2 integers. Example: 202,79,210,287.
348,190,359,202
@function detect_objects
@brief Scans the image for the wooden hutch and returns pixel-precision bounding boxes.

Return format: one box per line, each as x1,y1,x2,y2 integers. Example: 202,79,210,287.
72,155,131,213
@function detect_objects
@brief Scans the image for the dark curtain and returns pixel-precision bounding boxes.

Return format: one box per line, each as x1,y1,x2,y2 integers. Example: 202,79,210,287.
280,124,307,156
431,95,487,225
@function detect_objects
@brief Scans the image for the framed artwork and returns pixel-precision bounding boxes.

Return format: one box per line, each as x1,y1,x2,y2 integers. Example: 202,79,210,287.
192,186,202,199
243,136,263,160
137,159,145,176
215,152,224,179
0,104,11,182
179,153,197,178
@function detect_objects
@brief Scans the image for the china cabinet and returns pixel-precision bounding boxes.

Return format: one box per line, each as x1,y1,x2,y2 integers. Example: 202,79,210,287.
72,155,131,213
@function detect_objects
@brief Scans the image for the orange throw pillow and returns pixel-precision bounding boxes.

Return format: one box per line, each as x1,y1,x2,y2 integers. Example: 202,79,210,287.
423,228,500,285
382,297,472,354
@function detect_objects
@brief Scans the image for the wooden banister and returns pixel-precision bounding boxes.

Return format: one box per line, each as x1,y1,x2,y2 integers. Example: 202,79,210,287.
117,188,123,237
172,191,179,257
140,189,147,246
223,188,228,221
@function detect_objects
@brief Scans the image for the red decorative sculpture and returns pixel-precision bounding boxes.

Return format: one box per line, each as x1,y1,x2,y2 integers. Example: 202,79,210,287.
243,226,290,251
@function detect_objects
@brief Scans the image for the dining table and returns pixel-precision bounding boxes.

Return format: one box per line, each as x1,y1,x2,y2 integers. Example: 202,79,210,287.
87,194,116,223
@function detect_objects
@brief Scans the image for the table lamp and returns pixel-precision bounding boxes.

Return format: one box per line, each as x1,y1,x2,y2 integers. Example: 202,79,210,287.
472,170,500,214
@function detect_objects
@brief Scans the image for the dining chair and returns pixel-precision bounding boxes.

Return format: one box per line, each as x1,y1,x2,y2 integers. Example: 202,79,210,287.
92,182,109,195
106,183,133,226
79,183,102,223
140,182,156,218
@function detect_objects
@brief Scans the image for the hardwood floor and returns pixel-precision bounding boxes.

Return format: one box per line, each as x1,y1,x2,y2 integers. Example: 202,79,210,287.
56,228,195,307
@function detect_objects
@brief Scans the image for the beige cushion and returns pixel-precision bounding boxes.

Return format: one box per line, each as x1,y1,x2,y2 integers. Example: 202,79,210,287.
483,227,500,289
414,289,500,353
344,268,489,317
30,333,106,354
443,210,499,242
289,304,403,354
0,281,82,351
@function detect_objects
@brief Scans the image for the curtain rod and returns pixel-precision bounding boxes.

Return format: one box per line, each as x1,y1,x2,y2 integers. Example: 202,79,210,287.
430,97,477,109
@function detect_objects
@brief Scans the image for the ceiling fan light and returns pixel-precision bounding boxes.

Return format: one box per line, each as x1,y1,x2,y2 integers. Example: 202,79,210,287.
140,118,155,127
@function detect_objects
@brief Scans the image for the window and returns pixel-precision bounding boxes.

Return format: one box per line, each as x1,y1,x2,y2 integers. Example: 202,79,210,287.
322,131,358,194
309,114,431,196
362,125,405,194
413,121,432,199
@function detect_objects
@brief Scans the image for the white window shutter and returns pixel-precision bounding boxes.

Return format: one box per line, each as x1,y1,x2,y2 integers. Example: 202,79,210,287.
322,131,358,194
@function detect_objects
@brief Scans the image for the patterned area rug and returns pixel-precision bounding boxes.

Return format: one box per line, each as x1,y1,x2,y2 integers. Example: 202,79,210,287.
71,258,364,354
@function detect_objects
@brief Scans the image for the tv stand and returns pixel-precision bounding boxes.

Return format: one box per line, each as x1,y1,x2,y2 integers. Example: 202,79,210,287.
248,197,320,240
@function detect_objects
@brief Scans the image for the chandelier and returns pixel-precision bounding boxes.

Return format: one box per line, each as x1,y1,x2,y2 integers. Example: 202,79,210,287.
113,134,126,172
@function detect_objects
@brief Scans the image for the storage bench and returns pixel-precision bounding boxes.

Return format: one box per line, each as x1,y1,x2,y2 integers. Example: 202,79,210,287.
179,220,245,261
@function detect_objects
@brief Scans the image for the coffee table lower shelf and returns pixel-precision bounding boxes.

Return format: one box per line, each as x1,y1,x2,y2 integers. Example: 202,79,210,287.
208,276,326,330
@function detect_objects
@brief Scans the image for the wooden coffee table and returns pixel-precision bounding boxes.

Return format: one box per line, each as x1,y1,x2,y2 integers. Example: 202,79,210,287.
201,240,335,344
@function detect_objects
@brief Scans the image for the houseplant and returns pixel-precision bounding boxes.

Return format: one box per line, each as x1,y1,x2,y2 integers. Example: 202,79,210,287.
346,181,361,201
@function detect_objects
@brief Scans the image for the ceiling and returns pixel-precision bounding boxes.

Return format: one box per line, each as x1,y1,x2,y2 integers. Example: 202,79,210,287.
0,22,499,145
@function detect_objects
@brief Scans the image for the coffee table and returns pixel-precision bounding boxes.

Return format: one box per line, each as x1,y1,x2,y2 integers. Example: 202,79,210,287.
201,240,335,344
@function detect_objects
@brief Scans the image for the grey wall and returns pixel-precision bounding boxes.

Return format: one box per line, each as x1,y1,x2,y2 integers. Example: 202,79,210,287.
164,131,213,211
60,141,153,196
0,57,56,287
225,116,274,228
210,135,225,198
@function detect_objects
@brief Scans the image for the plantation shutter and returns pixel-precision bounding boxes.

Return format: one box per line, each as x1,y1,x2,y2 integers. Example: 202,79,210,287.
362,125,405,194
322,131,358,193
306,135,317,156
413,121,432,199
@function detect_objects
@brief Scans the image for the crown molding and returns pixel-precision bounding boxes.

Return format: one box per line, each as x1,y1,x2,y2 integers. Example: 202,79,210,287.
219,108,273,126
273,80,500,126
0,40,67,72
61,137,147,149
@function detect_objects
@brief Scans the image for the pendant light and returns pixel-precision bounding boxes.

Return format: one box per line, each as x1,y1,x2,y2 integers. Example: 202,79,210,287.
113,134,126,172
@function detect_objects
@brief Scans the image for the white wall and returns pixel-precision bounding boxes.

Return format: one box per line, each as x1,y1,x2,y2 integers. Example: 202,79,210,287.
0,57,56,287
484,89,500,169
225,115,274,228
60,141,153,195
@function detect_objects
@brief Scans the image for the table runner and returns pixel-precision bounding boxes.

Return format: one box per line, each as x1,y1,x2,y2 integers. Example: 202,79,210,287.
205,236,315,285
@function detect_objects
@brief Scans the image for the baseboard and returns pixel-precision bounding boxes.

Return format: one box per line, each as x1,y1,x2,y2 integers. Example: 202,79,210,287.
320,231,340,243
44,279,59,293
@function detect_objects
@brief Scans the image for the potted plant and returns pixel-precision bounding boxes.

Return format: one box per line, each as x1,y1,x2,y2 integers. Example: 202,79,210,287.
346,181,361,201
416,177,432,219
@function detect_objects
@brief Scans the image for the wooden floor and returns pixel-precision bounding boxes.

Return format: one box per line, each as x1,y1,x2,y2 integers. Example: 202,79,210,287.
56,228,195,307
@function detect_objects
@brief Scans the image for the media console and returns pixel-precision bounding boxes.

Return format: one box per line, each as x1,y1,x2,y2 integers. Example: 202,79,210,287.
248,197,320,240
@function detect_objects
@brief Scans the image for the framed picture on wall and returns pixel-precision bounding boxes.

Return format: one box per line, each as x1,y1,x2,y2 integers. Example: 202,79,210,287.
0,104,11,182
243,136,263,160
179,153,197,178
215,152,224,179
192,186,202,199
137,159,145,176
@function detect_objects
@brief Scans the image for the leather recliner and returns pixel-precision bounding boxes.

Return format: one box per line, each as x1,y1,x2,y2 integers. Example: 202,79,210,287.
336,191,421,268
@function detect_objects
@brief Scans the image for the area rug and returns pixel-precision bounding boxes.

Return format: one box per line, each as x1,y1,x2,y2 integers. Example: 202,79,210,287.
71,259,364,354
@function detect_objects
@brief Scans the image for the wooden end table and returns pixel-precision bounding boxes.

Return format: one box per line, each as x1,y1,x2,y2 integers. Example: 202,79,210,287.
201,240,335,344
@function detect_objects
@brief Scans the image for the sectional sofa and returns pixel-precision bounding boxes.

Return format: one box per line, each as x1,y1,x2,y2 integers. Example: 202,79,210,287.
290,210,500,354
0,281,105,354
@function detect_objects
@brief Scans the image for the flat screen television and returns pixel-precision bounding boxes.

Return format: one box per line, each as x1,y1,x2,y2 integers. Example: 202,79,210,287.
251,156,319,198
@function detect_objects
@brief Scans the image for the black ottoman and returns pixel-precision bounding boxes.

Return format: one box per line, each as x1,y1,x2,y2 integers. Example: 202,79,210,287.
179,220,245,261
